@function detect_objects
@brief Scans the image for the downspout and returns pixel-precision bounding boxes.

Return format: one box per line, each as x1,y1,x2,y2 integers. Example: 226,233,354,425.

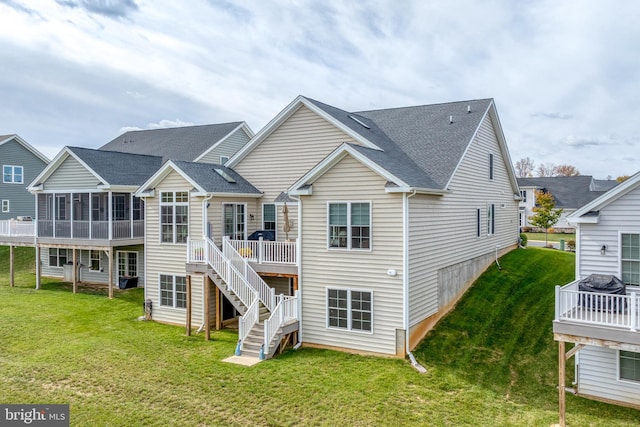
296,195,303,346
404,189,425,372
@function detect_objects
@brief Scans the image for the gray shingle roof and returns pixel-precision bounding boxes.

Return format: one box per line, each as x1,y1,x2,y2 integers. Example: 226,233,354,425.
517,176,619,209
304,97,494,190
68,147,163,186
171,160,262,195
100,123,244,162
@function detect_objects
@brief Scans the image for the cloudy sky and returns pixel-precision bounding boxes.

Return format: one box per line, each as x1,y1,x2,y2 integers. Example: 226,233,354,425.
1,0,638,178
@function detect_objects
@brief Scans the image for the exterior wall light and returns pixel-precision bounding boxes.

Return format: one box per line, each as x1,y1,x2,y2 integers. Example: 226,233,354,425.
600,244,607,255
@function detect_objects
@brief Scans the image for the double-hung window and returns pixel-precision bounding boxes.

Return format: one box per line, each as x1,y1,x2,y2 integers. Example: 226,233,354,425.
49,248,68,267
263,204,276,233
327,288,372,332
619,350,640,382
90,250,101,271
621,233,640,286
2,200,9,213
328,202,371,249
159,274,187,308
160,192,189,243
3,165,23,184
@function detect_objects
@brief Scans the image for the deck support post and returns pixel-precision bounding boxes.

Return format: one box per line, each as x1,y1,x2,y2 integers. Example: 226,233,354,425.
9,245,14,287
185,275,192,336
215,285,221,331
204,276,211,341
108,248,113,299
35,245,41,290
559,340,566,427
72,248,77,294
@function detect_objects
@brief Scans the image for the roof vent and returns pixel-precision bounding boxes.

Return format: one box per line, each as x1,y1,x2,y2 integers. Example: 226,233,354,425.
449,115,454,124
214,168,236,183
348,114,370,129
467,105,471,113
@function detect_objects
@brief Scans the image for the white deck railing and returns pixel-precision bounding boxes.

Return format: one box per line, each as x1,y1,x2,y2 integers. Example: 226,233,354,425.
227,238,297,265
239,299,260,349
223,237,276,312
555,281,639,331
264,292,299,352
0,219,35,237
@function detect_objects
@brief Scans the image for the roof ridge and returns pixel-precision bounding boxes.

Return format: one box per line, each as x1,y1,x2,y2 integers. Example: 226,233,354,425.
354,98,494,114
118,122,242,136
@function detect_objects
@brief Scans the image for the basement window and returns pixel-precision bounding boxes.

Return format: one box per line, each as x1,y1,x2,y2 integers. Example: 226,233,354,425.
619,350,640,382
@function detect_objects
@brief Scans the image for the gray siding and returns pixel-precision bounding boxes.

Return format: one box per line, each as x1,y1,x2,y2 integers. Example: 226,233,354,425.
577,346,640,406
0,138,48,220
408,113,519,326
197,128,250,164
576,185,640,279
300,155,404,355
44,155,99,190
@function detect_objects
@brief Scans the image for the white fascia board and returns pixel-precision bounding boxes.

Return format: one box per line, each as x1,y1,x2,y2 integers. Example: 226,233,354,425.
228,96,382,168
287,144,408,195
137,160,206,197
567,214,599,225
207,192,264,198
570,171,640,219
97,185,140,192
193,122,254,162
289,186,312,196
385,186,448,196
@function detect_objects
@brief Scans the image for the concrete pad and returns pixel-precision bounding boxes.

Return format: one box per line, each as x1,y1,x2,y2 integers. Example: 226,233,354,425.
222,355,262,366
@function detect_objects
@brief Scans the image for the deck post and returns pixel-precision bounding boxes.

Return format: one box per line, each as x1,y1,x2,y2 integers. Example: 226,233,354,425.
9,245,14,287
215,285,221,331
35,245,41,290
72,249,77,293
204,276,211,341
630,292,637,332
559,340,566,427
185,275,192,336
108,248,113,299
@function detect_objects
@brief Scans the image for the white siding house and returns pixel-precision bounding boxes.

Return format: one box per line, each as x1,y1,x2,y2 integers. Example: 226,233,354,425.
554,171,640,411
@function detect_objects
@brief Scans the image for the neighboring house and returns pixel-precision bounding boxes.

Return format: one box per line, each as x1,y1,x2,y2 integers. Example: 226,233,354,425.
0,123,253,294
0,134,49,220
553,171,640,412
137,95,521,358
517,176,618,232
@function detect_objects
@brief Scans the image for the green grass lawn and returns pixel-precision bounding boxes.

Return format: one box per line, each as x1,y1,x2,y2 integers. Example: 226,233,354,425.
523,232,575,243
1,246,638,426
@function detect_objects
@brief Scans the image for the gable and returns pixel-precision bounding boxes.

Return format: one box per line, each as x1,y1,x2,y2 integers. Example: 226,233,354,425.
43,155,100,190
234,104,361,199
195,127,251,164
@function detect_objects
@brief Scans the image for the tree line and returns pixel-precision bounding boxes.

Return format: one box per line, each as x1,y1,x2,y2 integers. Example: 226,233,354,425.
514,157,629,182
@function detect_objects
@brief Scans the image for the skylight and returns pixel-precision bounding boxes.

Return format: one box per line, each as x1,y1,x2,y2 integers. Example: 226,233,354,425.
214,168,236,183
348,114,370,129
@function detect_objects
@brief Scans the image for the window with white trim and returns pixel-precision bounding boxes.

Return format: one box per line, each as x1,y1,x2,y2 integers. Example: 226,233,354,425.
263,203,276,233
620,350,640,382
3,165,23,184
328,202,371,249
327,288,372,332
159,274,187,308
2,200,8,213
160,191,189,243
520,190,527,203
49,248,68,267
90,250,101,271
487,204,495,235
621,233,640,286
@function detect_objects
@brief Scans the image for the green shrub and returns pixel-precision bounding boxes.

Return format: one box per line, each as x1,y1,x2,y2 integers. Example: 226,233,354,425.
519,233,528,247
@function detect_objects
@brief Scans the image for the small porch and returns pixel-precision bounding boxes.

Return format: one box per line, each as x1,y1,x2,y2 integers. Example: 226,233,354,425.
553,279,640,426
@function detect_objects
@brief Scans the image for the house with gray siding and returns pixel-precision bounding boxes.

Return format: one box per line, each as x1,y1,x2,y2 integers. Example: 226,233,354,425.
554,171,640,414
142,96,521,359
0,134,49,220
0,123,252,294
517,175,617,232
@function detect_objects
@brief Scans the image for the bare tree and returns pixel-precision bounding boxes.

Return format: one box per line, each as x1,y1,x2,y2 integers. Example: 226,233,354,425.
554,164,580,176
537,162,556,177
514,157,535,177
